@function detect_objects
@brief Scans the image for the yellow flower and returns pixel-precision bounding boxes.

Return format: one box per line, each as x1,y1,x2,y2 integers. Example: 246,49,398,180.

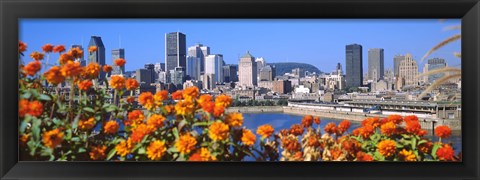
116,138,134,157
89,145,107,160
175,99,195,116
241,129,256,146
208,122,230,141
377,139,397,158
83,62,100,79
399,149,417,161
109,75,125,90
175,133,197,155
147,114,166,129
138,92,155,110
182,86,199,100
215,94,232,108
146,140,167,160
225,112,243,127
256,124,274,138
154,90,168,106
42,129,64,149
78,117,95,131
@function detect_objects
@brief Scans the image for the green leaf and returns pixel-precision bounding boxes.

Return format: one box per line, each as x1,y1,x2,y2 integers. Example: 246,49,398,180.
71,113,81,130
172,128,179,141
138,147,146,154
411,137,417,150
21,91,32,99
83,107,95,113
192,121,210,127
105,105,117,113
38,94,52,101
431,143,442,159
177,119,187,131
31,119,41,141
107,148,117,160
167,147,179,153
78,147,87,153
418,140,427,145
52,118,63,126
19,121,29,134
70,137,80,142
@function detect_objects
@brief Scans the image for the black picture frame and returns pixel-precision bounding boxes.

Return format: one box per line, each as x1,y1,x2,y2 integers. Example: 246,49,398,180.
1,0,479,179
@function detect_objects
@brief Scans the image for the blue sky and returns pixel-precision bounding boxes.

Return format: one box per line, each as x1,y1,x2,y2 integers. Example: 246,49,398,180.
20,19,461,73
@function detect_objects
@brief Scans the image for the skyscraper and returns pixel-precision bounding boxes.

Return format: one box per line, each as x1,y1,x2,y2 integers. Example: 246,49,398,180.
71,45,86,66
165,32,186,76
187,44,210,73
238,51,257,87
111,48,125,75
205,54,224,84
399,53,419,86
423,58,447,83
368,48,384,82
345,44,363,88
259,65,276,81
186,56,200,80
223,64,238,83
393,55,405,77
88,36,106,79
170,67,185,89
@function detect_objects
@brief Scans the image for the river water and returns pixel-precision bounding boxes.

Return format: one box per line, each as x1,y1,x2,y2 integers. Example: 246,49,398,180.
242,113,462,155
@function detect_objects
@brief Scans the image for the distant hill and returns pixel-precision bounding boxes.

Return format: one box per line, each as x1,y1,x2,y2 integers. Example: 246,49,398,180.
268,62,322,75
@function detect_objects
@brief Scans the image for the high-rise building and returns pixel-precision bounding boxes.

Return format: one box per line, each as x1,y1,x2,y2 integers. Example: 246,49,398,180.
186,56,200,80
223,64,238,83
423,58,447,83
255,57,266,80
393,55,405,77
398,53,419,86
259,65,276,81
88,36,106,79
368,48,384,81
165,32,186,76
145,63,156,83
170,67,185,89
187,44,210,73
136,69,153,85
238,51,257,87
111,48,125,75
345,44,363,88
71,45,85,66
205,54,224,84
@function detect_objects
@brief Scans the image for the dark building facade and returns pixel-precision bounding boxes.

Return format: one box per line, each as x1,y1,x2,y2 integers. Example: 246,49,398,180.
165,32,187,78
88,36,106,79
368,48,384,81
393,55,405,77
345,44,363,88
223,64,238,83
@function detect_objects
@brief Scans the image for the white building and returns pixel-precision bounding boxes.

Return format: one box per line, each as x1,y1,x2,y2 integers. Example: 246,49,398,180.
205,54,224,84
238,51,257,87
294,85,310,94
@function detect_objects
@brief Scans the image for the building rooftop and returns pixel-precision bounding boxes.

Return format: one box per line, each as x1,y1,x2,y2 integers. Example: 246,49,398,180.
241,51,254,59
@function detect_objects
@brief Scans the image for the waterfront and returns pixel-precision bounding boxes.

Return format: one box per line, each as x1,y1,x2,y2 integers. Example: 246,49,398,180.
242,113,462,154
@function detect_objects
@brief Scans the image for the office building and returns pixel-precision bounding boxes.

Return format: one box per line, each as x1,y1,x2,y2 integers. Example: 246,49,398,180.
368,48,384,81
111,48,125,75
186,56,201,80
88,36,106,79
259,65,276,81
393,55,405,77
165,32,186,75
423,58,447,83
223,64,238,83
205,54,224,84
398,53,419,86
345,44,363,88
187,44,210,73
238,51,257,87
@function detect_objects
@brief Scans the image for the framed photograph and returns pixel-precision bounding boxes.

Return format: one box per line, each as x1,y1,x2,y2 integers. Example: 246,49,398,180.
1,0,479,179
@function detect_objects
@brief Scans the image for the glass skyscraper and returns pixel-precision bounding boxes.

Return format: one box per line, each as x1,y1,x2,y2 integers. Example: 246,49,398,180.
165,32,186,79
368,48,384,81
345,44,363,88
88,36,106,79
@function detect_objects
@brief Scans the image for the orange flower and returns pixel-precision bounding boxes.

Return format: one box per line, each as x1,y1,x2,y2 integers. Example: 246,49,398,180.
201,101,215,114
125,78,139,91
324,122,337,135
146,140,167,160
281,137,301,152
380,121,396,136
435,125,452,139
154,90,169,104
241,129,256,146
313,116,321,125
418,141,433,154
27,100,43,117
77,80,93,91
19,41,27,53
377,139,396,158
197,94,212,105
256,124,274,138
436,144,455,161
337,120,351,135
18,99,29,118
127,110,145,126
60,61,83,77
114,58,126,67
116,138,134,157
138,92,154,110
359,125,375,139
362,117,380,128
103,120,120,134
171,90,183,100
88,46,98,53
68,47,83,59
290,124,304,136
42,129,64,149
404,115,419,124
213,104,225,118
109,75,125,90
189,148,216,161
53,45,66,53
58,53,73,65
398,149,417,161
44,66,65,85
175,99,195,116
301,115,313,128
405,120,424,136
147,114,165,129
307,135,321,147
23,61,42,76
387,115,403,124
225,113,243,127
208,122,230,141
89,145,107,160
83,62,100,79
20,134,30,146
131,124,150,143
42,44,54,53
30,52,45,61
126,96,135,104
356,152,373,161
78,117,95,131
103,65,113,73
215,94,232,108
175,133,197,155
182,86,199,100
164,105,175,116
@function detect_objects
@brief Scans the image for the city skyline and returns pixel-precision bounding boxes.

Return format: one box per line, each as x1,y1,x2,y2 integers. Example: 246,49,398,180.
20,19,461,73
